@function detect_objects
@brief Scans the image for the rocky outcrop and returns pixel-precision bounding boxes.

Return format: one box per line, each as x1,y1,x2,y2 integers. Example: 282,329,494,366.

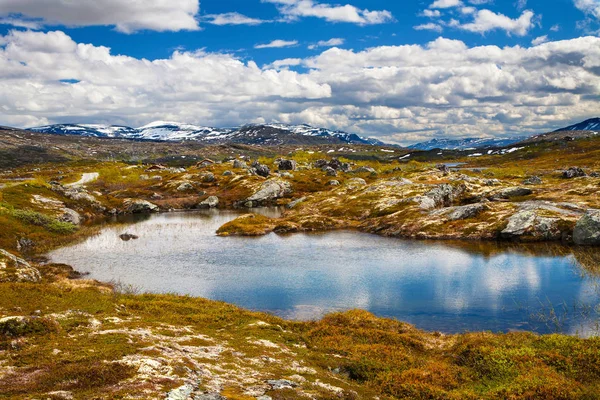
500,201,581,241
0,249,41,283
245,179,292,207
123,199,160,214
198,196,219,209
573,210,600,245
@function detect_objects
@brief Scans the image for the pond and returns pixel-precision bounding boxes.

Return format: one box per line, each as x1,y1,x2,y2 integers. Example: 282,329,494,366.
48,210,600,336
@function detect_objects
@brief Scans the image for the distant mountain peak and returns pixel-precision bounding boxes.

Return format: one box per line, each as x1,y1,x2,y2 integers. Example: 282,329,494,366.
554,117,600,132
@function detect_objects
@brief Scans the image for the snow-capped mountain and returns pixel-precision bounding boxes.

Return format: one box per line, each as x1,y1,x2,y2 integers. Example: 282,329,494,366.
407,137,525,151
27,121,385,146
554,118,600,132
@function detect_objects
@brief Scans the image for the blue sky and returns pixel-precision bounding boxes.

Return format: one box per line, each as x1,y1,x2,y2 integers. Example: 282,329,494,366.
0,0,599,144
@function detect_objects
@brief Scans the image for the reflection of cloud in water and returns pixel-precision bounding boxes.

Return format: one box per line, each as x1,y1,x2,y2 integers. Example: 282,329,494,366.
48,211,599,334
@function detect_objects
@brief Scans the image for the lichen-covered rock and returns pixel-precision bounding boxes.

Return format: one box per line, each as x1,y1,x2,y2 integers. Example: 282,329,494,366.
523,176,542,185
425,184,466,208
491,187,533,200
328,180,340,186
573,210,600,245
434,203,488,221
176,182,194,192
278,159,297,171
198,196,219,209
252,163,270,178
563,167,586,179
354,166,376,174
246,179,292,205
59,208,81,225
501,211,561,240
0,249,41,283
123,199,160,214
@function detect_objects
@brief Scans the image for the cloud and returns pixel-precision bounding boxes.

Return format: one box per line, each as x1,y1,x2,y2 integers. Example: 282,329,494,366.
531,35,548,45
430,0,463,9
0,0,200,33
414,23,444,32
421,10,442,18
459,9,535,36
203,12,266,26
263,0,393,25
255,39,299,49
0,30,599,145
574,0,600,19
308,38,345,49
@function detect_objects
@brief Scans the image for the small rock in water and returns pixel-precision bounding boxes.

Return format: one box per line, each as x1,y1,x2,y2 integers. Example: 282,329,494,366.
119,233,139,241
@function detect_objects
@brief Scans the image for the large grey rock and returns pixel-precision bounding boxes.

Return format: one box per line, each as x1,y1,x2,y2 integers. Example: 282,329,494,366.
252,163,270,178
0,249,41,283
59,208,81,225
562,167,586,179
440,203,487,221
246,179,292,204
425,184,466,208
523,176,542,185
233,160,247,169
573,210,600,245
278,159,296,171
491,187,532,200
123,199,159,214
177,182,194,192
501,211,560,240
198,196,219,209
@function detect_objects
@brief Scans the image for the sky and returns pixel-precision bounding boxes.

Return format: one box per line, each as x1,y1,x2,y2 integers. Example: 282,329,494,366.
0,0,599,144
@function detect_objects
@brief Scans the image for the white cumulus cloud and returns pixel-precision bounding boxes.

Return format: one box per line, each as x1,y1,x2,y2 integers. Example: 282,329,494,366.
255,39,299,49
263,0,393,25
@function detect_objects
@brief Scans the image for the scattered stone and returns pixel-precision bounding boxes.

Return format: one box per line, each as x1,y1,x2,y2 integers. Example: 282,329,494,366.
573,210,600,246
523,176,543,185
354,166,376,174
279,171,294,178
119,233,139,241
233,159,248,169
324,166,337,177
222,170,234,176
562,167,586,179
590,172,600,178
436,164,450,175
123,199,160,214
201,173,216,183
0,249,41,283
345,178,367,188
59,208,81,225
328,180,340,186
485,179,501,186
314,159,328,169
251,162,270,178
176,182,194,192
267,380,298,390
278,159,297,171
287,197,307,209
199,196,219,209
16,238,35,252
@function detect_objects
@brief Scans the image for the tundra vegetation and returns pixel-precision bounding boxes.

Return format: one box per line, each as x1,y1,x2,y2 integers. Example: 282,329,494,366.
1,129,600,399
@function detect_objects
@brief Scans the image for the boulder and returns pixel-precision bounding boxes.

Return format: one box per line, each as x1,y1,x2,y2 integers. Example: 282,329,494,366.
278,159,297,171
246,179,292,205
201,173,216,183
222,170,234,176
314,159,328,169
491,187,532,200
233,160,247,169
324,166,337,177
523,176,542,185
59,208,81,225
501,210,561,240
198,196,219,209
287,197,307,209
425,184,466,208
562,167,586,179
123,199,160,214
0,249,41,283
252,163,270,178
176,182,194,192
573,210,600,245
443,203,487,221
354,166,376,174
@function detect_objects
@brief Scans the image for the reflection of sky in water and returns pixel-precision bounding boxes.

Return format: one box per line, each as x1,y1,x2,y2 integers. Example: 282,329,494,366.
48,211,600,335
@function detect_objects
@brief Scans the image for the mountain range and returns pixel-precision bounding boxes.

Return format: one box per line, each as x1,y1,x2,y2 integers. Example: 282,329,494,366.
28,121,385,146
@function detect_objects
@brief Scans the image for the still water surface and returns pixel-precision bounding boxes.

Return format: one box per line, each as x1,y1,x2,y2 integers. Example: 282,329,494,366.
48,210,600,336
